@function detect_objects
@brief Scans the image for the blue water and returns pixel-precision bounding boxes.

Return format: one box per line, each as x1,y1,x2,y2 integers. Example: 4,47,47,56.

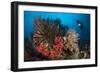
24,11,90,47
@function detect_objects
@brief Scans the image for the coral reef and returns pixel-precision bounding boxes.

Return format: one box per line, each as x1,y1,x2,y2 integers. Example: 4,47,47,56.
24,17,90,61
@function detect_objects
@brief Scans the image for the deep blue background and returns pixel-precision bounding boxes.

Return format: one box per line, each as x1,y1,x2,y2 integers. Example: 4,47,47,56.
24,11,90,48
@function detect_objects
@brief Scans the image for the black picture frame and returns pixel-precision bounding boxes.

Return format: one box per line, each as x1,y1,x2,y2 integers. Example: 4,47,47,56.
11,1,98,72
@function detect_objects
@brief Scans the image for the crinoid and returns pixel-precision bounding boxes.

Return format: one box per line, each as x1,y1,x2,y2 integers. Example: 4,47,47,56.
63,29,80,59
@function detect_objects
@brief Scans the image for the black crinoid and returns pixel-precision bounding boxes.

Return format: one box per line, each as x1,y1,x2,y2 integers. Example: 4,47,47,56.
33,17,68,49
